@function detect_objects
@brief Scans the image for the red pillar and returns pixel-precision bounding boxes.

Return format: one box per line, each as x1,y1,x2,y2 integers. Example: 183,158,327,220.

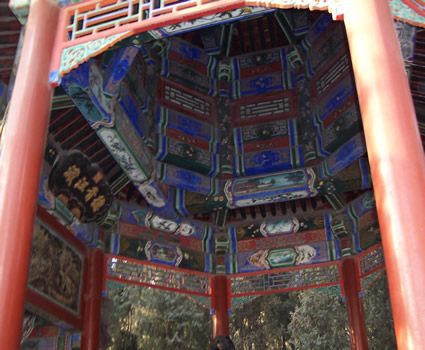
211,275,230,337
81,248,104,350
0,0,59,348
344,1,425,349
342,257,368,350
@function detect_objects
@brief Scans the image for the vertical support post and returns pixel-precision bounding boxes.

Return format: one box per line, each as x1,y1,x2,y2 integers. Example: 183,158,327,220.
211,275,230,338
344,0,425,349
0,0,59,348
342,257,368,350
81,248,104,350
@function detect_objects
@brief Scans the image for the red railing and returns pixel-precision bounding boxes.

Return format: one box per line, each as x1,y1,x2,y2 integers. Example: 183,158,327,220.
103,242,385,299
50,0,338,83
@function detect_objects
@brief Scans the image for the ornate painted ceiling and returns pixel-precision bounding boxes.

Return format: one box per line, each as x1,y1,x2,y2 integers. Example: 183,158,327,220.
0,0,422,283
38,8,387,278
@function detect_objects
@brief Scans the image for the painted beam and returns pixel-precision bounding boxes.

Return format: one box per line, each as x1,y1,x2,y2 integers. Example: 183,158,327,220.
61,59,178,219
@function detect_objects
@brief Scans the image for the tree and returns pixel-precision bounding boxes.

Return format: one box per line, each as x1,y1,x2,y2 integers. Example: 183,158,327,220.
230,293,297,350
287,272,396,350
107,284,211,350
106,271,396,349
288,289,350,350
362,272,396,349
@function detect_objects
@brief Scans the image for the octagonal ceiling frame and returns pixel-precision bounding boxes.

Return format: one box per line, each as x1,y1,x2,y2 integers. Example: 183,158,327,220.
51,1,365,227
49,0,345,87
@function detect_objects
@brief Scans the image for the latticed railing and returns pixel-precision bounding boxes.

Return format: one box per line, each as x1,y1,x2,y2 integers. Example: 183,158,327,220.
105,243,385,299
106,255,211,296
60,0,336,42
230,263,341,296
64,0,217,41
50,0,341,81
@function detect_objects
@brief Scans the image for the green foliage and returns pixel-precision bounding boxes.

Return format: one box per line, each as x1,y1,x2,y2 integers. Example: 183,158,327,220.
108,285,212,350
107,271,396,350
288,289,350,350
363,272,397,349
114,331,137,350
287,272,396,350
230,293,297,350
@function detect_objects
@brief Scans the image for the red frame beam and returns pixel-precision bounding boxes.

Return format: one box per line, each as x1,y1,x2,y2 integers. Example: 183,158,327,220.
104,246,384,299
342,257,368,350
0,0,59,348
211,275,230,338
344,0,425,348
81,248,104,350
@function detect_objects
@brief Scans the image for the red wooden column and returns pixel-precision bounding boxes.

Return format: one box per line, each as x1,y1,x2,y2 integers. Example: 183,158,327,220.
211,275,230,337
341,257,368,350
0,0,59,348
81,248,104,350
344,0,425,349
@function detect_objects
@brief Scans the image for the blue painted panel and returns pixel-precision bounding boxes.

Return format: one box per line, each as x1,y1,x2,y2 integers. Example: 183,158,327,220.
316,74,355,122
360,157,371,190
160,163,217,196
103,46,140,96
136,181,177,219
62,61,113,128
325,133,366,175
119,82,146,139
119,202,150,226
163,108,217,141
350,192,376,218
239,72,286,97
324,212,332,241
236,147,296,176
334,240,341,260
303,14,332,47
174,188,190,217
168,37,210,67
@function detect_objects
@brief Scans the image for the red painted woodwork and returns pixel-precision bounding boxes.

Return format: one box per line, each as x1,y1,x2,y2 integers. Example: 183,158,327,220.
242,137,290,153
211,275,230,337
230,90,298,127
26,289,83,330
37,206,88,253
157,77,218,124
0,0,59,348
344,0,425,349
166,127,212,152
118,222,205,251
106,276,211,297
231,259,338,278
81,248,104,350
342,257,368,350
106,253,211,278
24,207,87,330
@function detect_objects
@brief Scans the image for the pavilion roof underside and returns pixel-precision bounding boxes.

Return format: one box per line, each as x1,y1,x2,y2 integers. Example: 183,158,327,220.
39,7,423,276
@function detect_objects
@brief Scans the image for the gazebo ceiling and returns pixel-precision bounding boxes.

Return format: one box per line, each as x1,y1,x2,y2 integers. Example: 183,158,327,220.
41,7,420,275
